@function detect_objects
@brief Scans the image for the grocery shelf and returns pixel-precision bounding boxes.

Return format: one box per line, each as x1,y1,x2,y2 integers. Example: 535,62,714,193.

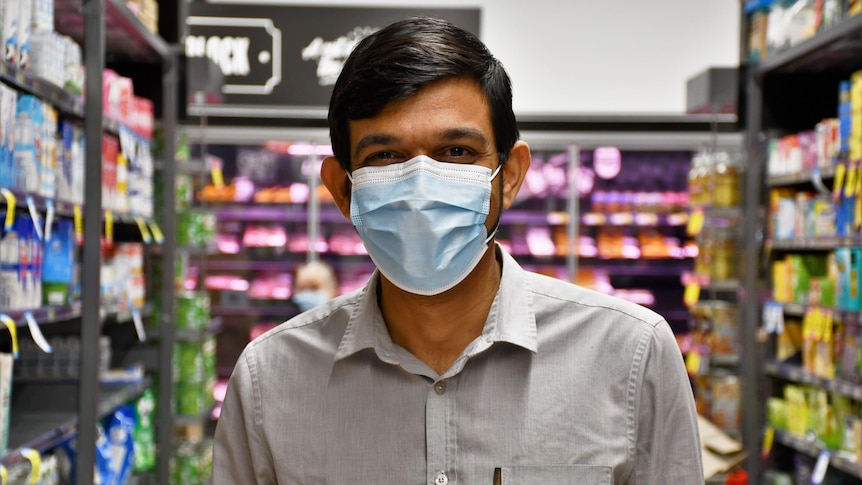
775,302,862,325
764,361,862,401
0,377,152,468
772,429,862,478
767,165,838,187
0,304,83,327
55,0,170,64
769,237,855,251
755,14,862,76
0,62,83,117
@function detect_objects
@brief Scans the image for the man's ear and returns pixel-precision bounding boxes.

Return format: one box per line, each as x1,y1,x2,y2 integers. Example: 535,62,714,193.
320,156,351,218
501,141,531,209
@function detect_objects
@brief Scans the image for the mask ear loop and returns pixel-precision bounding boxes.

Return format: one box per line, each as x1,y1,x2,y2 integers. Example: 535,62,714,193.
484,163,504,244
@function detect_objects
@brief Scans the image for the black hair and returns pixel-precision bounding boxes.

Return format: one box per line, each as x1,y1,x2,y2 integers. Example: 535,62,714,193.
328,16,519,170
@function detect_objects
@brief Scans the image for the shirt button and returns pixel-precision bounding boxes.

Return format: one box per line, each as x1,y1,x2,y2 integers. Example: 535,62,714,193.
434,381,446,395
434,471,448,485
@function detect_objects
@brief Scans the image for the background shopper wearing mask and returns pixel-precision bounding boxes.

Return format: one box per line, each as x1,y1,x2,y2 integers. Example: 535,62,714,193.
291,260,339,312
213,15,703,484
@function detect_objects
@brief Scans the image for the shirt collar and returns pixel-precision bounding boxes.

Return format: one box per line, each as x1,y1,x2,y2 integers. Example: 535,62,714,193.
334,243,538,362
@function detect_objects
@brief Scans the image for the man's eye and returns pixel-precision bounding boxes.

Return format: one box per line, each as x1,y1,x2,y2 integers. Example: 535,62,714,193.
449,147,466,157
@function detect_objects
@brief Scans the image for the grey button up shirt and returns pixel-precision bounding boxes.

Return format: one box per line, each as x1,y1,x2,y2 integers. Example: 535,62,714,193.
213,248,704,484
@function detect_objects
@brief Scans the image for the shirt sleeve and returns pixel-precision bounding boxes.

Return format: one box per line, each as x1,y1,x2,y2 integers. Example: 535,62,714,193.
634,320,705,484
212,346,276,485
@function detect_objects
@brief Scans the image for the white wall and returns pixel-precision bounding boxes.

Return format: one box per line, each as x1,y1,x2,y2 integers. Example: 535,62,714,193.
205,0,741,114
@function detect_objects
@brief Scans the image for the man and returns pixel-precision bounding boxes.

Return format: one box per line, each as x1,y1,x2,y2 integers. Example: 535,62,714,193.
214,16,703,484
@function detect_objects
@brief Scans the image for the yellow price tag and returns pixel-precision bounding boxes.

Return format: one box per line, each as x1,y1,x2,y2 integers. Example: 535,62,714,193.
148,220,164,244
105,210,114,245
686,208,704,237
20,448,40,484
0,188,15,230
685,349,702,375
834,163,846,200
73,205,83,245
683,282,701,307
761,426,775,458
845,163,857,198
0,314,18,358
210,158,225,188
135,216,152,244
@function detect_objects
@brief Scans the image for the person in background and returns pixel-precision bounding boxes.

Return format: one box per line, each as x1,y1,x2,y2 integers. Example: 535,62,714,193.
213,16,703,484
291,259,339,312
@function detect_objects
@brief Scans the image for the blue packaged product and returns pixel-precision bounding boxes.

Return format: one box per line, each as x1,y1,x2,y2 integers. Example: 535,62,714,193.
13,95,42,193
42,219,73,305
105,405,136,485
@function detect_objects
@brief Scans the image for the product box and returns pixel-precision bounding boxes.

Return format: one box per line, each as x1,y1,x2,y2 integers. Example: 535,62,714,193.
102,134,118,211
30,0,53,34
1,0,17,66
16,0,31,70
13,94,42,193
771,188,797,239
0,352,13,456
42,218,74,305
836,248,862,312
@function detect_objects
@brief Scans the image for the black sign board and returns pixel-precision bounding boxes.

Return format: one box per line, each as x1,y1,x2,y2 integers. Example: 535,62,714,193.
185,3,481,118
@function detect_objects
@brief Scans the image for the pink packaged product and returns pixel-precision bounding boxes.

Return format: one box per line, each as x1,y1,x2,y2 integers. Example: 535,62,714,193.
132,96,154,139
102,134,118,211
103,70,134,124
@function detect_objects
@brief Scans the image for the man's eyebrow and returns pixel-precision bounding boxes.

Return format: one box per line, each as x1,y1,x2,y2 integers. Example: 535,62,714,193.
353,134,397,162
440,127,490,146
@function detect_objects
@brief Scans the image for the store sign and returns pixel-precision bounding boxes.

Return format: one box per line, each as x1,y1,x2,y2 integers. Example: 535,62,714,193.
185,2,481,118
186,16,281,95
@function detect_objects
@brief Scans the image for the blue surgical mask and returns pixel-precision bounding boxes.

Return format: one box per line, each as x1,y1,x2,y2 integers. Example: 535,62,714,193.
348,155,501,296
293,289,331,312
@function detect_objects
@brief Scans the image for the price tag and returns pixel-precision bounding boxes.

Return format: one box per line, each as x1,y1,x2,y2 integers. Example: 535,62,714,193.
73,204,83,245
845,163,857,198
683,282,701,308
20,448,40,484
685,348,702,376
0,188,15,231
23,312,51,353
812,167,831,194
210,157,225,188
24,196,42,241
135,216,152,244
811,450,830,484
131,305,146,343
44,199,54,242
833,163,846,200
686,208,705,237
0,314,18,358
761,426,775,458
148,220,164,244
105,210,113,246
763,301,785,334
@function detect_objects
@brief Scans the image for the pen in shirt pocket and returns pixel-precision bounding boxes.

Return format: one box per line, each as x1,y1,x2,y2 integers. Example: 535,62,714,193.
493,468,501,485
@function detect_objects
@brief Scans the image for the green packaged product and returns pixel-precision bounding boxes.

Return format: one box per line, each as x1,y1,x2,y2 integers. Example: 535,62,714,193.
133,388,157,472
175,292,210,331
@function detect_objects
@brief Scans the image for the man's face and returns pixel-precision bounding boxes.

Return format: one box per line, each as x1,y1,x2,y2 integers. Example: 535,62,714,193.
347,76,503,232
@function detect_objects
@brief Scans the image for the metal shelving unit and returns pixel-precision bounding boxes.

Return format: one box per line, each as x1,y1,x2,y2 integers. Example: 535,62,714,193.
0,1,178,484
742,6,862,481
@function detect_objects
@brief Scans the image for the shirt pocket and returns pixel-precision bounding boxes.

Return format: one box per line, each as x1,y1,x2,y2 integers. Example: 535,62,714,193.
495,465,613,485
